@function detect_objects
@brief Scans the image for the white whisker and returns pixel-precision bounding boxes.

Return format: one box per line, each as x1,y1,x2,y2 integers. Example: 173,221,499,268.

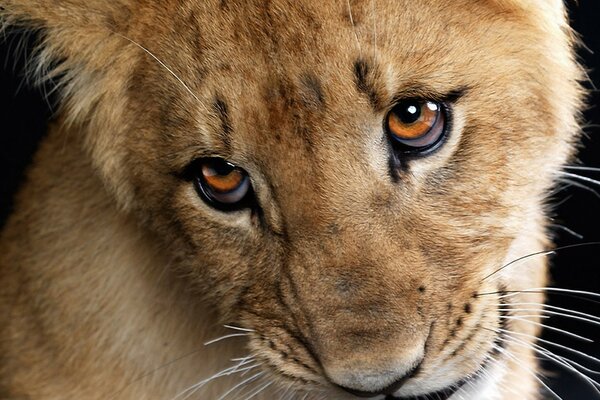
346,0,362,54
204,332,249,346
499,307,600,327
495,327,600,367
496,287,600,299
170,356,257,400
549,223,584,240
500,331,600,394
216,371,265,400
110,31,208,112
499,301,600,323
565,166,600,173
558,178,600,198
224,324,255,333
560,171,600,187
240,380,274,400
483,243,600,282
492,343,563,400
500,315,593,342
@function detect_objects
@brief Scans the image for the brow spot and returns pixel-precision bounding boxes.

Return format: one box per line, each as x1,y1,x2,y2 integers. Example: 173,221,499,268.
353,58,383,110
299,72,325,108
213,95,233,150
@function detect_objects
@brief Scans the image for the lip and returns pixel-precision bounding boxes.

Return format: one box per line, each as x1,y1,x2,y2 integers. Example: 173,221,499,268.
383,342,498,400
383,380,465,400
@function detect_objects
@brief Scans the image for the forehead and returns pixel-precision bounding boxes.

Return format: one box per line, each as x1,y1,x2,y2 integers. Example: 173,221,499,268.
140,0,540,164
184,0,529,77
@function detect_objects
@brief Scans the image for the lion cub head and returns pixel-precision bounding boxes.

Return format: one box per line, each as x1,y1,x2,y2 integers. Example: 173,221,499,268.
2,0,582,398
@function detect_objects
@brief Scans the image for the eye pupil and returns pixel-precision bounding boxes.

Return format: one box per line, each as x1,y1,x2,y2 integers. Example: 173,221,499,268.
399,103,421,124
208,160,235,176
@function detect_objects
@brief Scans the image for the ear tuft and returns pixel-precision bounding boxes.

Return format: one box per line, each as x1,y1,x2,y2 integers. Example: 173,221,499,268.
0,1,136,125
1,1,140,210
491,0,566,21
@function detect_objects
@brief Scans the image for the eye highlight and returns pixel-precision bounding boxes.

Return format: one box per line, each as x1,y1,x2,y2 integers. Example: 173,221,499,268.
385,100,447,153
192,158,253,211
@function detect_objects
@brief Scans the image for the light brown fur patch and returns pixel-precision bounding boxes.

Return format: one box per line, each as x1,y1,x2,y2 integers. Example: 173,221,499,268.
0,0,583,399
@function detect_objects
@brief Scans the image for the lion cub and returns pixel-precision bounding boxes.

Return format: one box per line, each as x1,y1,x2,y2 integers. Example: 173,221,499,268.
0,1,584,399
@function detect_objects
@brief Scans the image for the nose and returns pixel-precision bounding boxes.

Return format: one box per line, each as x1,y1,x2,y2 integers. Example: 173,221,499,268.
335,361,421,397
328,352,423,398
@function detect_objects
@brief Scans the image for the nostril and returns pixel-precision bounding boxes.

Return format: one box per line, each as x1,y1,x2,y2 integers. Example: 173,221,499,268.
335,362,421,398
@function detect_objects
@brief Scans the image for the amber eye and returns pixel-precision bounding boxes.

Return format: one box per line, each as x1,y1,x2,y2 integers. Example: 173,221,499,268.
385,100,447,152
193,158,252,210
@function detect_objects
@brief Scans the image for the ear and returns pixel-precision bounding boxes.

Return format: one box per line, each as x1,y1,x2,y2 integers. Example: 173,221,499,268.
1,1,134,119
492,0,567,23
1,1,139,209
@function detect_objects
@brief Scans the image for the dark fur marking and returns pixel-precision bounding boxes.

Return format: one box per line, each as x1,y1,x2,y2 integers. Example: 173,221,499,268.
260,335,319,376
299,72,325,108
387,151,402,183
464,303,472,314
493,286,510,352
273,270,324,373
353,58,382,109
451,320,481,357
213,95,233,151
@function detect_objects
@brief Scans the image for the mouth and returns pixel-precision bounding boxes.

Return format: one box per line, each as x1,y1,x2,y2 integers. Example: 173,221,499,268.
383,381,464,400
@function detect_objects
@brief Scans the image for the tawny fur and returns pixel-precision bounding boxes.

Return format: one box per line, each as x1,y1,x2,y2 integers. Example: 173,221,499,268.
0,0,584,399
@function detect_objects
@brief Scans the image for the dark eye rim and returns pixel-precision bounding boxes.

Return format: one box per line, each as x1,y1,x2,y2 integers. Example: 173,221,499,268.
384,99,452,157
191,157,256,212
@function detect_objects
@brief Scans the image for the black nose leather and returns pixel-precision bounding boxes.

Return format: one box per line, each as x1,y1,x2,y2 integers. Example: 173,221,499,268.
335,363,421,398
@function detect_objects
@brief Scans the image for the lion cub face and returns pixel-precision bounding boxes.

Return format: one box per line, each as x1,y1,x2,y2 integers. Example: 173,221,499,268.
4,0,581,397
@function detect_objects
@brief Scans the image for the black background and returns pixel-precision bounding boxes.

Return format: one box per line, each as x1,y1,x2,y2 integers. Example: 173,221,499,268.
0,3,599,399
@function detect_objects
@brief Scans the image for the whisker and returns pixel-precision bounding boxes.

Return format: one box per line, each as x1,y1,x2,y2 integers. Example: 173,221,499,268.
497,287,600,300
231,355,256,364
560,171,600,187
477,289,600,306
372,0,377,55
500,315,593,342
170,357,257,400
564,166,600,173
499,331,600,395
346,0,362,54
549,223,584,240
224,324,255,333
498,301,600,323
498,307,600,327
216,371,265,400
240,380,274,400
109,31,208,112
494,327,600,367
107,347,208,399
481,242,600,282
492,343,564,400
204,332,250,346
557,178,600,198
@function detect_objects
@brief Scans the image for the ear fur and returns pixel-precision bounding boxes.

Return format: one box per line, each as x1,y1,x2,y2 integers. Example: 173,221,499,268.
1,1,134,121
492,0,567,24
1,1,143,209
